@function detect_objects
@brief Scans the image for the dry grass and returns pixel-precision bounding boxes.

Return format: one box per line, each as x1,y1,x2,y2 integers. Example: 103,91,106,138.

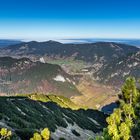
71,78,118,109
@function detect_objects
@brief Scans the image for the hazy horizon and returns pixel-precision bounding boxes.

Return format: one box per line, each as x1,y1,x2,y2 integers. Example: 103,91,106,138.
1,38,140,48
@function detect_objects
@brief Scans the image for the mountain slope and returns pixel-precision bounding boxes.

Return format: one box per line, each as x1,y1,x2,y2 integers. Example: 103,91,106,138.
0,57,80,97
93,51,140,87
0,96,107,140
1,41,140,108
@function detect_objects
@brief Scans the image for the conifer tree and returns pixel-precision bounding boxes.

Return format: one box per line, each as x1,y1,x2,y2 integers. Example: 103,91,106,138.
30,128,50,140
95,77,140,140
0,128,12,140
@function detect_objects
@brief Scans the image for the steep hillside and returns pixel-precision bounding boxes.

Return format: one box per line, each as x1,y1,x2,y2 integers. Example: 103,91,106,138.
0,57,80,97
0,96,107,140
71,77,118,109
93,51,140,87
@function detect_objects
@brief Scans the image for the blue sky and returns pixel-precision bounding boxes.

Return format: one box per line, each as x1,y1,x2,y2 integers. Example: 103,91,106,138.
0,0,140,40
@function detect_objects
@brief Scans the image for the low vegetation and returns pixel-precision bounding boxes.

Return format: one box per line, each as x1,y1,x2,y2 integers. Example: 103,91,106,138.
0,128,12,140
30,128,50,140
46,59,87,73
28,94,85,110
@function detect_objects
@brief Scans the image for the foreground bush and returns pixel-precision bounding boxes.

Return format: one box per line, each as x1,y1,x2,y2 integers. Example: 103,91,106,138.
30,128,50,140
0,128,12,140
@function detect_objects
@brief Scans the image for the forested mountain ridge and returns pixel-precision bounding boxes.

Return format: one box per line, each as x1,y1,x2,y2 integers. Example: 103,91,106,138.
0,57,80,97
0,41,139,63
0,95,107,140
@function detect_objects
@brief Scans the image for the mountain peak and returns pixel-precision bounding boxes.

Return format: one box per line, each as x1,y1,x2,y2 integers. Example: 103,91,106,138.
46,40,62,44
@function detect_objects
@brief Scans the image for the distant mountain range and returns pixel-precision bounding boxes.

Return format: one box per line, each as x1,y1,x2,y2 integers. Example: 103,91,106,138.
0,38,140,47
60,38,140,47
0,40,138,62
0,40,140,108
